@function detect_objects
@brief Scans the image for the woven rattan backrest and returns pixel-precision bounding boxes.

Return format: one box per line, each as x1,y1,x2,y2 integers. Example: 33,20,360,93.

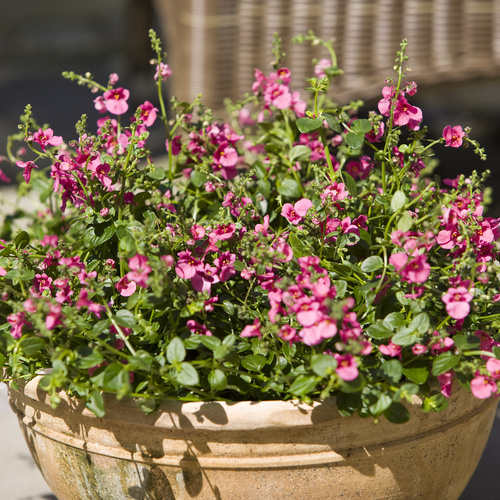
153,0,500,109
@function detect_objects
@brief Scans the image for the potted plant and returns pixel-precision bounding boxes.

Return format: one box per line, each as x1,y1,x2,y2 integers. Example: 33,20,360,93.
1,31,499,499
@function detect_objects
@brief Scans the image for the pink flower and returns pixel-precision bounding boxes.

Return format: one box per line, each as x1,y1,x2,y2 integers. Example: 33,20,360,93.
281,198,313,225
126,254,151,288
116,276,137,297
486,358,500,379
241,319,262,338
442,125,465,148
16,160,38,183
379,342,402,359
102,88,130,115
437,372,453,398
166,135,182,155
187,319,212,336
471,372,497,399
175,251,202,279
32,128,63,151
263,82,292,109
314,58,332,78
389,252,430,283
191,264,220,293
7,312,30,339
138,101,158,127
333,353,359,381
154,62,172,82
442,286,473,319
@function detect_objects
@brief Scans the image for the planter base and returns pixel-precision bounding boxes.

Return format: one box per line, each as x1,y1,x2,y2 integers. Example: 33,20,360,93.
8,377,498,499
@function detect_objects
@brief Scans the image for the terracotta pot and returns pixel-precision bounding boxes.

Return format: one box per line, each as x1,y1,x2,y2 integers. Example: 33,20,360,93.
8,376,498,499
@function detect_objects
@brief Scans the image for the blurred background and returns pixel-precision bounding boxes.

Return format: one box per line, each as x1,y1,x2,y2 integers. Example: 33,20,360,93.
1,1,500,499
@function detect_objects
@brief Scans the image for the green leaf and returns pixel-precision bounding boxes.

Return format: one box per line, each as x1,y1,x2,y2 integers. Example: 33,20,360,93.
176,362,199,386
92,362,130,393
128,350,155,371
208,369,227,391
86,390,105,417
397,211,413,232
289,233,307,258
277,178,301,198
14,231,30,249
3,270,20,280
370,393,392,415
409,313,430,334
384,402,410,423
20,269,35,282
167,337,186,364
494,346,500,359
289,145,311,162
19,336,45,356
200,336,222,351
296,116,323,133
115,309,137,328
384,312,406,329
289,375,317,396
84,223,116,248
310,354,337,377
453,335,481,350
422,393,449,413
241,354,267,372
345,131,364,149
148,167,166,180
190,169,206,187
381,359,403,382
432,352,460,376
221,301,235,315
391,329,418,346
391,190,407,211
323,113,342,133
366,321,393,339
339,374,366,393
360,256,383,273
78,350,104,369
402,363,429,385
352,119,373,133
343,172,358,197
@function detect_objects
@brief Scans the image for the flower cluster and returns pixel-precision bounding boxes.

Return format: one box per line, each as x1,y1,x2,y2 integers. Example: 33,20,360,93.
0,32,498,421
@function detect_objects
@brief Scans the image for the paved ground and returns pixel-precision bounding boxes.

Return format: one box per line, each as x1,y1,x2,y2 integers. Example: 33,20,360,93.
1,2,500,499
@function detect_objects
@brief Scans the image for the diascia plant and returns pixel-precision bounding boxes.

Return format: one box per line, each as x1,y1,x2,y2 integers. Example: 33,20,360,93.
1,31,499,422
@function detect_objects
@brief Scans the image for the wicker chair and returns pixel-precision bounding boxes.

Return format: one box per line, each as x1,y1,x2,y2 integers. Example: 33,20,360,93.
152,0,500,110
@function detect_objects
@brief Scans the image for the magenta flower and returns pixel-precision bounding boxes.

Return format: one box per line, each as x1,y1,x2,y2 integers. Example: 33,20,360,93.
486,358,500,379
16,160,38,183
102,87,130,115
126,254,151,288
471,372,497,399
241,319,262,338
379,342,402,359
187,319,212,336
175,250,202,279
32,128,63,151
263,82,292,109
389,252,430,284
333,353,359,381
314,58,332,78
138,101,158,127
115,276,137,297
281,198,313,225
191,264,220,293
442,125,465,148
154,62,172,82
442,286,473,319
437,372,453,398
7,312,30,339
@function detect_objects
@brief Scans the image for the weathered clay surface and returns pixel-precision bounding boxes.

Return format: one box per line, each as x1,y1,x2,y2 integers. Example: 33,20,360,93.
8,377,498,499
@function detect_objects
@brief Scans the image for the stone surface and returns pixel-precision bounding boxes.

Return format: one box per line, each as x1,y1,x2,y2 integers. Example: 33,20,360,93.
6,376,499,500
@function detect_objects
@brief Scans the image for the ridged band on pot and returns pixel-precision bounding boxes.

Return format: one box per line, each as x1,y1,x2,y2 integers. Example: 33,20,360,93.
8,376,498,500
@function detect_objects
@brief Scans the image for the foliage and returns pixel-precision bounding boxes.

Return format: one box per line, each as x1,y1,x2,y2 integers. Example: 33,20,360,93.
1,30,499,423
